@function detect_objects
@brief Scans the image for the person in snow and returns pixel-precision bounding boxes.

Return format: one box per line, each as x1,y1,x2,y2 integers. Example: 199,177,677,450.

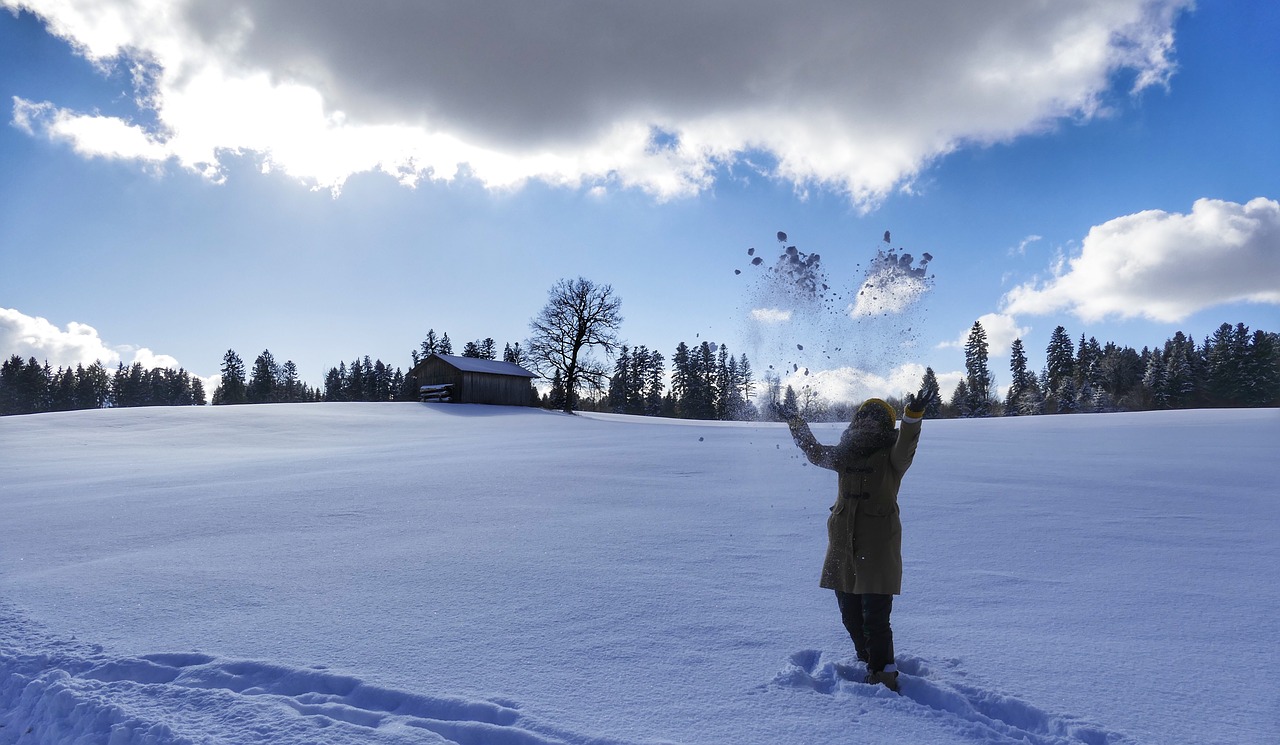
779,379,936,693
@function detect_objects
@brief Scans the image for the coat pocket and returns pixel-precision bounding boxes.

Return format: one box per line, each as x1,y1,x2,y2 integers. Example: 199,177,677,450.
861,498,898,517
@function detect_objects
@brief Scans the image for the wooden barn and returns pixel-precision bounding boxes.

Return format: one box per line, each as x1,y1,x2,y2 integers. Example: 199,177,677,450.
409,353,537,406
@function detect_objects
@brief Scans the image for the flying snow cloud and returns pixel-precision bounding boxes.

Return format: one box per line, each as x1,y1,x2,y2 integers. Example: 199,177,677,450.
785,362,959,409
750,308,793,324
5,0,1190,203
1002,198,1280,322
848,246,934,318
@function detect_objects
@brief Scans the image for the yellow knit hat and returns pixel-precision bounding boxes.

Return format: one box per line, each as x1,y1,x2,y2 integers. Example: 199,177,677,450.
855,397,897,426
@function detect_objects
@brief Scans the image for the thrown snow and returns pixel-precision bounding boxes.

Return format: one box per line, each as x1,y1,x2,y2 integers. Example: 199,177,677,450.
2,404,1278,744
848,247,935,319
739,235,935,384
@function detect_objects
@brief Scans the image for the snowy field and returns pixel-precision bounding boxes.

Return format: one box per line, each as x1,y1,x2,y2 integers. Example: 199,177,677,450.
1,403,1277,744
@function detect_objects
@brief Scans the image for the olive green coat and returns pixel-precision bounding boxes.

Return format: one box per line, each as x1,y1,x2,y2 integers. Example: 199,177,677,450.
787,417,921,595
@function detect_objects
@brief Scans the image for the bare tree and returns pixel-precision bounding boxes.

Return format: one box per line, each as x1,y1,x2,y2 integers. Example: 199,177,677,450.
528,277,623,413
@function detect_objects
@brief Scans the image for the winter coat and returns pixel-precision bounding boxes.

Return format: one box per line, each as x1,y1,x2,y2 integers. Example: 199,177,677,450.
787,415,921,595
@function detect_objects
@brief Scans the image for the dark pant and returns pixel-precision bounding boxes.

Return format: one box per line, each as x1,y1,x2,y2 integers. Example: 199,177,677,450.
835,591,894,672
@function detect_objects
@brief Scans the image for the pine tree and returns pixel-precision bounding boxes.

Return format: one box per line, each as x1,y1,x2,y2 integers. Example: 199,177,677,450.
1163,332,1199,408
324,365,346,401
949,379,971,417
373,359,391,401
391,368,405,401
671,342,690,412
920,367,944,418
76,361,112,410
1098,342,1144,407
782,385,799,415
1205,322,1250,406
1056,376,1078,414
213,350,247,405
110,362,127,408
548,369,566,410
419,330,441,360
607,345,631,412
125,363,147,406
344,358,365,401
398,367,417,400
628,346,651,415
281,361,300,402
684,342,717,419
738,354,755,405
1005,338,1032,415
0,355,21,415
438,333,453,356
247,350,280,403
644,349,666,416
963,321,992,417
155,369,179,405
722,352,745,420
1143,350,1168,409
503,342,528,366
714,345,732,420
1246,330,1280,406
1075,335,1100,384
49,367,75,411
1044,326,1074,413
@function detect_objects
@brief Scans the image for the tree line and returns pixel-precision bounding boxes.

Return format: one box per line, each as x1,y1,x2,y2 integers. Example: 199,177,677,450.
4,278,1274,419
0,356,207,415
943,320,1279,418
209,332,534,405
560,340,757,420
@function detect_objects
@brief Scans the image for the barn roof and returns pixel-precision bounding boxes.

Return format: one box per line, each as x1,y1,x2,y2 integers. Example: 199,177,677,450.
422,353,537,378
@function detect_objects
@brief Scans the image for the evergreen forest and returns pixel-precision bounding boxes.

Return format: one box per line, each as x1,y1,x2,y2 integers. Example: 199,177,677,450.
3,321,1276,419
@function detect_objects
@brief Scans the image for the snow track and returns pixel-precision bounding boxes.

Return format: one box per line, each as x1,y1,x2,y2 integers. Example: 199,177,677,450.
771,649,1130,745
0,606,633,745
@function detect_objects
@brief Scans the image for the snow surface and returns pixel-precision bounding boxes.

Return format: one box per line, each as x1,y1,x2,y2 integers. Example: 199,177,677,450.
2,403,1277,744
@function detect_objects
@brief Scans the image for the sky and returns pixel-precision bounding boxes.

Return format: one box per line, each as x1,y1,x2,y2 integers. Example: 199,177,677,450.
1,0,1278,402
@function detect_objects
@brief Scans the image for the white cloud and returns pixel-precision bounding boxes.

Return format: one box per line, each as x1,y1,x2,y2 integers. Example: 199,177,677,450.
0,307,197,377
5,0,1190,203
1,307,122,368
1009,235,1043,257
1002,198,1280,322
750,308,793,324
938,313,1030,357
13,98,172,163
124,346,181,371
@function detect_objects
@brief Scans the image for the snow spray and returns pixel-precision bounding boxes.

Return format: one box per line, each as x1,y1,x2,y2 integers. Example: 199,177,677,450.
736,231,935,400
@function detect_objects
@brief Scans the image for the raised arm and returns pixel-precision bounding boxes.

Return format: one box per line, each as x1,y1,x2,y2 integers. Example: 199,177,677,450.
786,415,840,471
890,379,935,472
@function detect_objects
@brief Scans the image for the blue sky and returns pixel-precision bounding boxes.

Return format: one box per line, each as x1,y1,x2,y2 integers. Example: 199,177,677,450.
2,1,1277,402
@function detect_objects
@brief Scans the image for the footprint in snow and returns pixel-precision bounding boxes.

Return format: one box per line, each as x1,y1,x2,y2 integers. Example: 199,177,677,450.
771,650,1131,745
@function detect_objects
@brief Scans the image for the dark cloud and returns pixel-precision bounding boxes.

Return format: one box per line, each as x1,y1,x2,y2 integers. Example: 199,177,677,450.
13,0,1191,198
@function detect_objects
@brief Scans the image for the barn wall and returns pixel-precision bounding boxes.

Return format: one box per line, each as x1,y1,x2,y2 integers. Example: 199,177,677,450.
416,359,463,391
460,371,534,406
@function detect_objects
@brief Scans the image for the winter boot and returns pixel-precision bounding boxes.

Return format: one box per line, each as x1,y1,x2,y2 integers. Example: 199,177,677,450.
864,666,900,693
